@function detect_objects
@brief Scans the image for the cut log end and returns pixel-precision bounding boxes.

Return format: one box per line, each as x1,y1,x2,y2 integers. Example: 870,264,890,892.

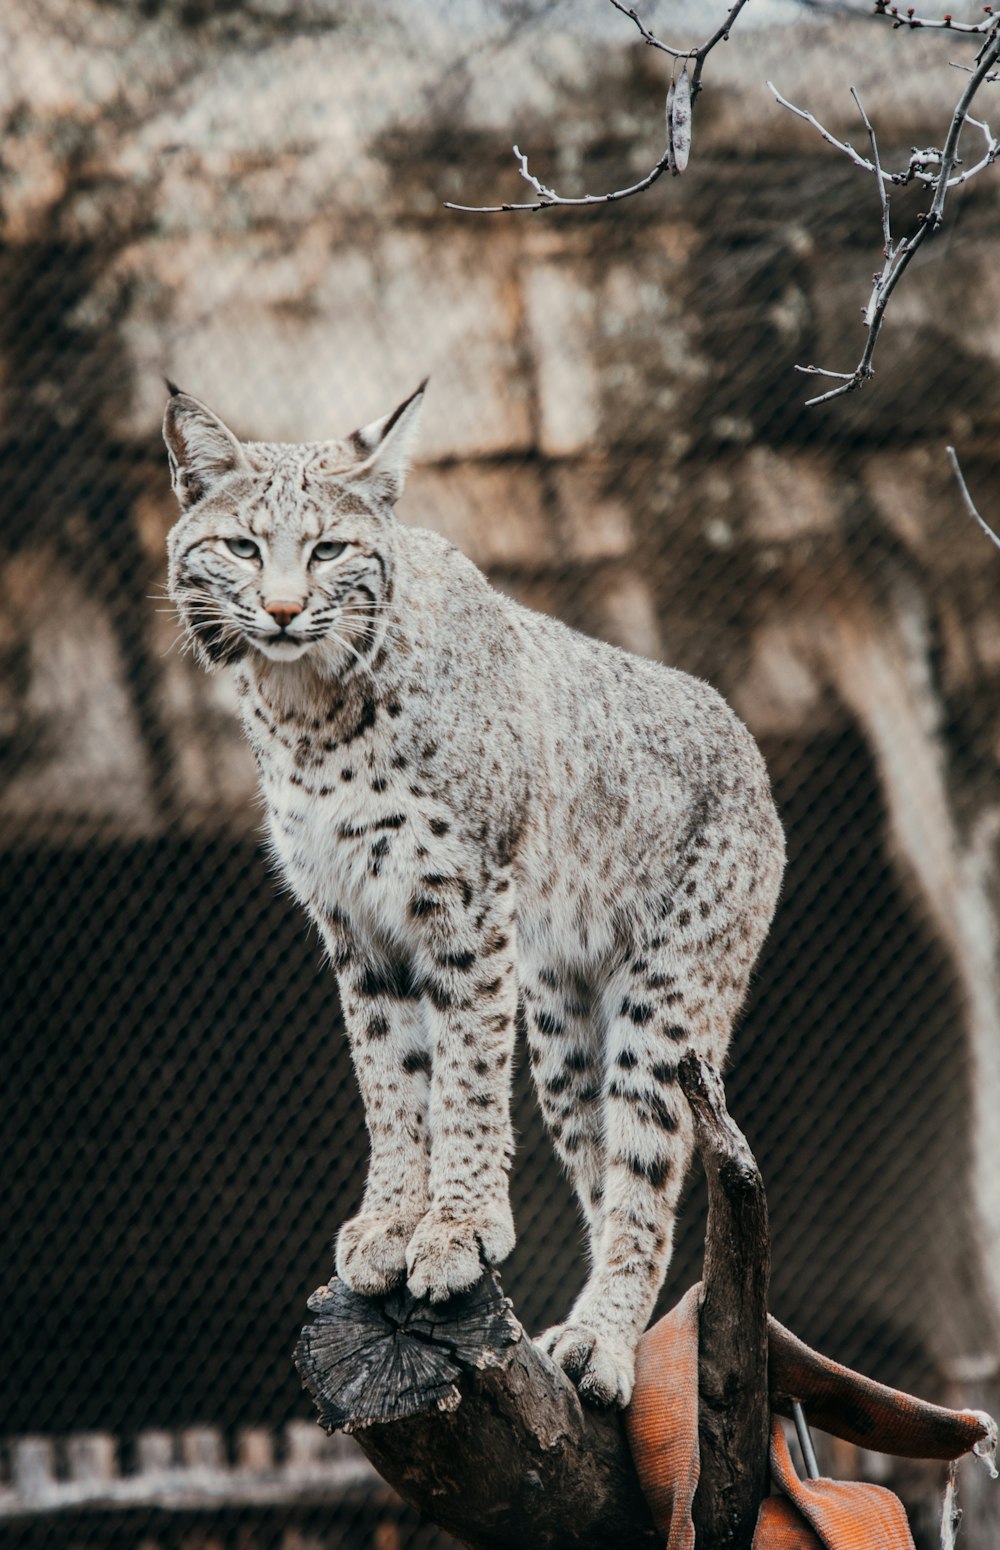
294,1270,519,1432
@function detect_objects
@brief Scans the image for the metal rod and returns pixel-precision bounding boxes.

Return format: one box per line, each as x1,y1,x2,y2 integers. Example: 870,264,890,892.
791,1400,821,1480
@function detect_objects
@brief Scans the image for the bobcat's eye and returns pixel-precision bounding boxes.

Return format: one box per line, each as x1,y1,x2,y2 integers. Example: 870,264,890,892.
225,537,260,561
312,540,347,564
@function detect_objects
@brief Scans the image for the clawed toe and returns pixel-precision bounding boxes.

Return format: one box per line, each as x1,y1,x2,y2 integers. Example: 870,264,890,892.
407,1225,483,1302
335,1211,417,1296
536,1322,636,1407
406,1203,515,1302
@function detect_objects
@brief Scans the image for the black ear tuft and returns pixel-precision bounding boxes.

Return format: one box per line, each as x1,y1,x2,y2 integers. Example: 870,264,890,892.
380,379,428,440
164,377,182,398
346,383,427,505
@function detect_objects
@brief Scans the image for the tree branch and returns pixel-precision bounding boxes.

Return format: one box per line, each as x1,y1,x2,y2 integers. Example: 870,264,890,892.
680,1053,770,1550
444,0,751,214
297,1270,659,1550
607,0,752,101
947,445,1000,551
873,2,999,34
769,13,1000,405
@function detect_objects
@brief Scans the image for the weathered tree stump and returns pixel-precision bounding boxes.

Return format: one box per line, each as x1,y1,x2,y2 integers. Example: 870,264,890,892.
297,1271,660,1549
684,1054,771,1548
294,1051,771,1549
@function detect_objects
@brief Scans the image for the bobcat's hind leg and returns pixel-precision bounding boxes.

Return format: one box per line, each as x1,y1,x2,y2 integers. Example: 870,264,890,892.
522,966,606,1248
542,951,699,1407
545,795,783,1405
543,931,756,1406
524,965,625,1383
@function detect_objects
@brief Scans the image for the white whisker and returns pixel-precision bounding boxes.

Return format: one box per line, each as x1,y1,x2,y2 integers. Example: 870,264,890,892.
159,630,187,659
327,631,381,684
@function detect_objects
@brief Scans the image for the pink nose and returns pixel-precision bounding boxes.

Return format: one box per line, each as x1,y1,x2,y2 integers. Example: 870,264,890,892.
265,600,303,629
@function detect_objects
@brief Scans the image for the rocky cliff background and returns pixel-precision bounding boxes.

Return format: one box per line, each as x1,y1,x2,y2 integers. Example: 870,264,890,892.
3,3,1000,1546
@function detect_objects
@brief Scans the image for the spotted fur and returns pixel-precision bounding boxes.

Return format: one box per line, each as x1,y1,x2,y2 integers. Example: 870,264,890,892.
164,382,785,1407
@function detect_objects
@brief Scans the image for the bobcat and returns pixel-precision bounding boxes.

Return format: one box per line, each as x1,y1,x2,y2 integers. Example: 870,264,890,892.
164,380,784,1407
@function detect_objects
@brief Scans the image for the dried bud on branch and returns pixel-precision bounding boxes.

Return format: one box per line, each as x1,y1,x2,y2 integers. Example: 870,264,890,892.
666,67,692,175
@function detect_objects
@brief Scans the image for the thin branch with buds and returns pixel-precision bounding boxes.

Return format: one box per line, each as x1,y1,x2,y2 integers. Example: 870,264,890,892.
445,0,751,215
947,445,1000,550
770,12,1000,405
768,81,999,191
873,2,999,34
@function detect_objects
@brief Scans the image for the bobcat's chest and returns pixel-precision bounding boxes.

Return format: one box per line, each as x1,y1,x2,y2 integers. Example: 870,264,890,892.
251,709,435,942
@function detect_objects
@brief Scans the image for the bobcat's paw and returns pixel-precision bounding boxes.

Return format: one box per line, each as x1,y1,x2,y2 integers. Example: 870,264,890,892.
536,1321,636,1407
405,1202,515,1302
335,1211,418,1296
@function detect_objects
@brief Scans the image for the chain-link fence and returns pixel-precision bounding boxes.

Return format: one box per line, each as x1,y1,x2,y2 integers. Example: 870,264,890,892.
3,3,1000,1546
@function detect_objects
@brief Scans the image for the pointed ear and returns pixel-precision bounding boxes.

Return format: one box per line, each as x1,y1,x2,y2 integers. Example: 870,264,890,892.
163,387,248,510
347,379,427,504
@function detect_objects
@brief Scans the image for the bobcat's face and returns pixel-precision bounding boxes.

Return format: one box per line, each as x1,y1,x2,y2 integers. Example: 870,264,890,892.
167,464,396,671
163,384,425,672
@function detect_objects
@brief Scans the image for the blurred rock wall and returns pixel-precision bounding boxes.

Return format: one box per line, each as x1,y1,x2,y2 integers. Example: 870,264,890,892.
3,4,1000,831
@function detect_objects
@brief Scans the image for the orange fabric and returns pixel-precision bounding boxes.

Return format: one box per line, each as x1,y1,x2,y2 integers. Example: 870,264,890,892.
768,1318,987,1460
753,1496,824,1550
751,1418,916,1549
625,1285,701,1550
626,1284,991,1547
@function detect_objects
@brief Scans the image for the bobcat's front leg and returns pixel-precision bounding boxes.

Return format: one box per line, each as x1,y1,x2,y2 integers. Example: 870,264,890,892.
334,959,432,1296
405,875,518,1302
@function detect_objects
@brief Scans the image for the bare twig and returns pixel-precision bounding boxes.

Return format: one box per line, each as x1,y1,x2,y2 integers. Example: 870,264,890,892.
873,1,999,33
768,80,1000,190
445,142,676,214
853,86,891,257
947,446,1000,550
608,0,751,100
445,0,751,215
770,14,1000,405
768,83,902,180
